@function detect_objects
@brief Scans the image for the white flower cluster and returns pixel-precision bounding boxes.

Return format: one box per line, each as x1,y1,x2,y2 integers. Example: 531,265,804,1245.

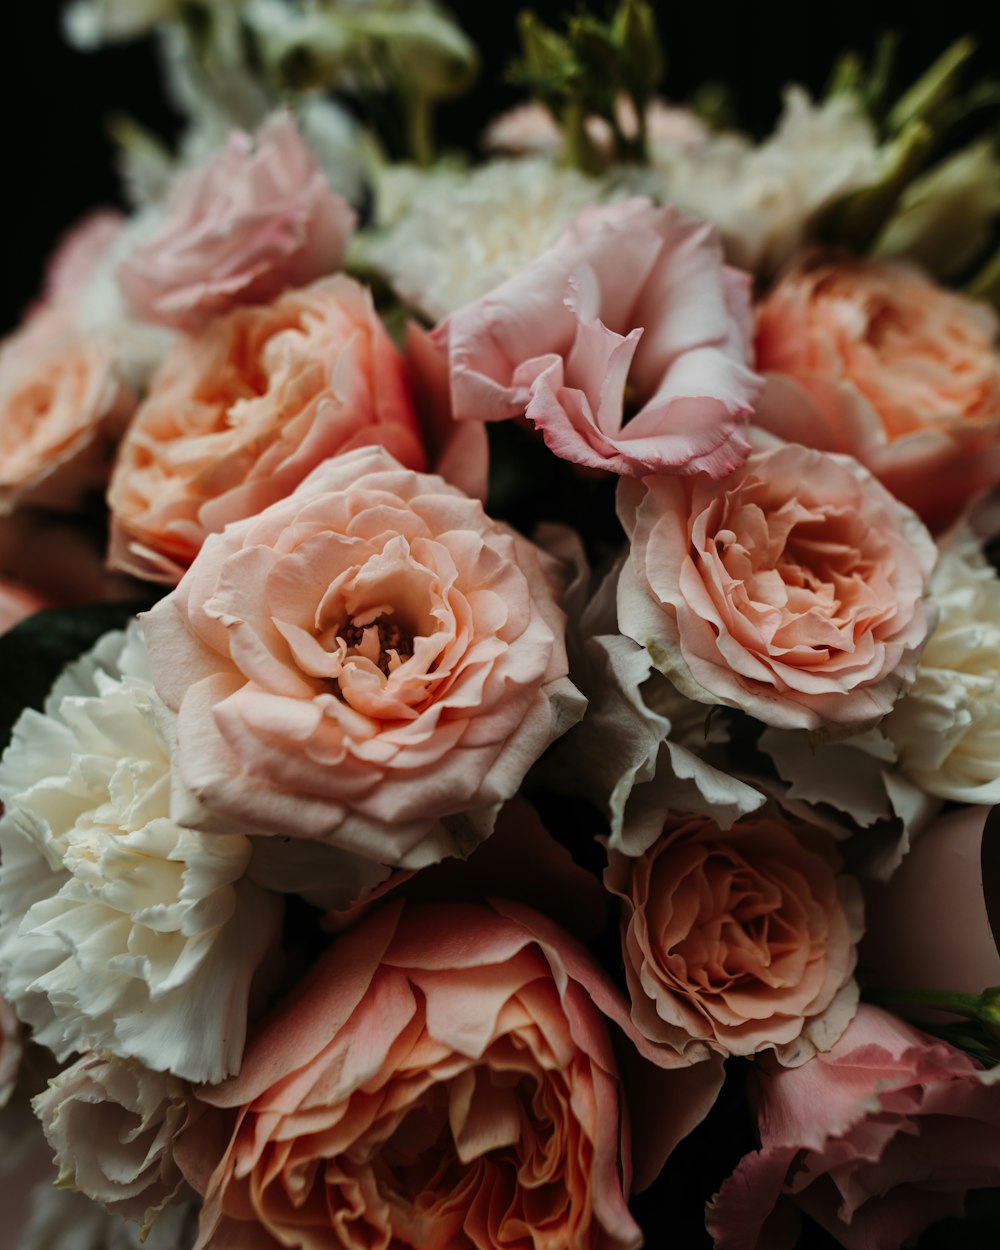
0,624,281,1085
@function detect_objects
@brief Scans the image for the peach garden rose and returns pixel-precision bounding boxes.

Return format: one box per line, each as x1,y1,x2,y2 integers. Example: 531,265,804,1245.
178,898,724,1250
108,275,427,583
141,446,585,867
605,810,863,1066
754,258,1000,532
616,443,937,731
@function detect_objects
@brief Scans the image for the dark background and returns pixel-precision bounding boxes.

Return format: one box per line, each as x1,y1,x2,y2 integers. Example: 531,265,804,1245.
3,3,995,333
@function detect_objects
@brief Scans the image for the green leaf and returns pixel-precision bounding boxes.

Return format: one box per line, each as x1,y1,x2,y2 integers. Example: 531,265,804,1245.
0,602,149,756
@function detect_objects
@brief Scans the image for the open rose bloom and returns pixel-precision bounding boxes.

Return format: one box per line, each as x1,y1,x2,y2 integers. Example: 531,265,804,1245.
754,258,1000,532
142,446,584,866
617,443,937,730
179,898,722,1250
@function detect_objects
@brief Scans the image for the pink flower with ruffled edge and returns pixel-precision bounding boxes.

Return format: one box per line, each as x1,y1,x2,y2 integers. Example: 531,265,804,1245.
707,1004,1000,1250
429,198,761,478
178,898,724,1250
118,112,356,333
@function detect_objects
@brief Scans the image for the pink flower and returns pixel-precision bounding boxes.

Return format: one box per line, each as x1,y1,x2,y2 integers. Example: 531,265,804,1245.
141,446,584,866
178,898,723,1250
0,305,136,517
754,258,1000,532
118,112,356,333
617,443,937,731
606,810,863,1065
707,1005,1000,1250
430,198,761,477
42,210,126,307
107,276,428,583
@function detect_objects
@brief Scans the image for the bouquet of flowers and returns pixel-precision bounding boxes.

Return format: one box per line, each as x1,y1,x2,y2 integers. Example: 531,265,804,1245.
4,3,1000,1247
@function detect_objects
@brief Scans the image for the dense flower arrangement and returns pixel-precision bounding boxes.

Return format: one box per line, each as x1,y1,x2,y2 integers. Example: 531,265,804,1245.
3,4,1000,1248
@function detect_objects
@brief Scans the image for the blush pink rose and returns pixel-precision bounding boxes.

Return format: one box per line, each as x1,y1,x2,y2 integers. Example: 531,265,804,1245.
141,446,584,866
108,276,428,583
707,1004,1000,1250
0,305,136,516
430,198,761,477
606,810,863,1065
754,258,1000,532
118,111,356,333
617,443,938,731
178,898,723,1250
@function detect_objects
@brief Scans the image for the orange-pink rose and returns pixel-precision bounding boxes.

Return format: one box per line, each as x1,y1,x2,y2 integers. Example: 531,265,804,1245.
178,898,723,1250
0,306,136,517
606,810,863,1065
617,443,937,731
118,112,355,333
707,1005,1000,1250
108,276,428,583
141,446,584,867
754,258,1000,532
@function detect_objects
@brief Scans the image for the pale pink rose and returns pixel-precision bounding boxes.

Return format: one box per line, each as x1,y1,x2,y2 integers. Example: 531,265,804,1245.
0,580,50,635
607,810,863,1065
0,306,136,516
430,198,761,477
118,112,356,333
141,446,585,866
178,898,724,1250
707,1004,1000,1250
0,993,20,1108
108,276,428,583
617,443,938,731
754,258,1000,532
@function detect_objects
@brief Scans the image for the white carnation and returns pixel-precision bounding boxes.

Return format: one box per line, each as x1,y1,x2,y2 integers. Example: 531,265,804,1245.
358,156,620,320
0,624,282,1083
642,87,883,276
33,1053,186,1236
884,543,1000,803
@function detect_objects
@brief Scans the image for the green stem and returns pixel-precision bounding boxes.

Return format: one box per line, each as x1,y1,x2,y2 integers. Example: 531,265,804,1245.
403,90,434,167
864,985,984,1019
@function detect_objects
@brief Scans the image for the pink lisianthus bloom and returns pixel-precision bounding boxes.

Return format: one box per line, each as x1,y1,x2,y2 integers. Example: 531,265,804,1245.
107,275,429,584
754,258,1000,532
617,443,937,731
118,111,356,333
178,898,724,1250
141,446,584,867
707,1004,1000,1250
428,198,761,477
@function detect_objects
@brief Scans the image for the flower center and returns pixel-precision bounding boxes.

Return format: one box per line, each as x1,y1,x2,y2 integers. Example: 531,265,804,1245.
335,617,414,676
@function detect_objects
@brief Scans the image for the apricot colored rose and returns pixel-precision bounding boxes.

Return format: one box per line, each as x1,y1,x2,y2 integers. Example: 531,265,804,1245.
754,259,1000,532
118,111,355,333
179,899,723,1250
617,443,937,731
606,811,863,1065
108,276,427,582
141,446,584,866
